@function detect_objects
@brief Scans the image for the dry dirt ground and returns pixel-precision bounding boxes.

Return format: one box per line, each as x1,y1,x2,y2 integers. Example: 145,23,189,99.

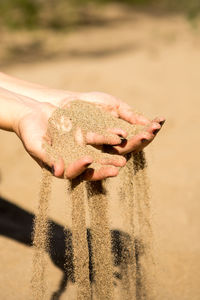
0,8,200,300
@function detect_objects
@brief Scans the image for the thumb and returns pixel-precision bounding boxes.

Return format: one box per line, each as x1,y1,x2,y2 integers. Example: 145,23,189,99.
27,140,65,178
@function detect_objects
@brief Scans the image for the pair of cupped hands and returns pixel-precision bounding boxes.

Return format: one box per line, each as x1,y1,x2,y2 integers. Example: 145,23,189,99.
16,90,165,181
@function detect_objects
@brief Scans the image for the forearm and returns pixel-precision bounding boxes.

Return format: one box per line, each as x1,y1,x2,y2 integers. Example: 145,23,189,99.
0,72,76,104
0,87,34,133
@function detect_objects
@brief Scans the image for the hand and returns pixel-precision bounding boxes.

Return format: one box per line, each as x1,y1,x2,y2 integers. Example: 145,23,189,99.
15,98,126,180
1,74,165,181
0,73,165,154
42,90,165,154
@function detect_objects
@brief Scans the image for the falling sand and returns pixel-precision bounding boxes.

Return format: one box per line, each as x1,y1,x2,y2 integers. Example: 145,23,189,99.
31,168,52,300
32,100,153,300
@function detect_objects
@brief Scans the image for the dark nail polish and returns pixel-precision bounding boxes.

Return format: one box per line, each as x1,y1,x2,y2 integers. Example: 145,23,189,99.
159,120,165,126
51,166,55,175
85,168,94,177
120,137,127,143
153,129,160,135
141,138,148,143
85,163,91,167
120,137,127,147
43,163,52,173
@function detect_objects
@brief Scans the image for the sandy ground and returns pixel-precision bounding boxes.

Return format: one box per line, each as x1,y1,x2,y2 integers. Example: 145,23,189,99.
0,9,200,300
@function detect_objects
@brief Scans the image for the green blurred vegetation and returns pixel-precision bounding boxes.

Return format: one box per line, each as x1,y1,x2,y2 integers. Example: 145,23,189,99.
0,0,200,30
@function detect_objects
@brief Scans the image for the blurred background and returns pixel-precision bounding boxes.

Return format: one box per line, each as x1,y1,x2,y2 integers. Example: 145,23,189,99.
1,0,200,66
0,1,200,299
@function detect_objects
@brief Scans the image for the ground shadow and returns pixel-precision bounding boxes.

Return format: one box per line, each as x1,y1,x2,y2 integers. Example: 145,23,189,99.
0,195,143,300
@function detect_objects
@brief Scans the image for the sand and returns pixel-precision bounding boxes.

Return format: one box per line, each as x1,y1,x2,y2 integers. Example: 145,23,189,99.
31,168,52,300
70,178,91,300
44,100,143,171
1,9,200,300
132,152,154,300
117,154,137,300
31,100,152,300
87,181,114,300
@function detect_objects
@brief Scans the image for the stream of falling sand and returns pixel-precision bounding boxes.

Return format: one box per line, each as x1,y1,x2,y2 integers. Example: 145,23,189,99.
70,178,91,300
133,151,155,300
32,152,154,300
86,181,114,300
32,168,52,300
31,101,154,300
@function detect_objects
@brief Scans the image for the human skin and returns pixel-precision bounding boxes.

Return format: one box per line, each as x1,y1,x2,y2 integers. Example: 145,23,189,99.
0,72,165,180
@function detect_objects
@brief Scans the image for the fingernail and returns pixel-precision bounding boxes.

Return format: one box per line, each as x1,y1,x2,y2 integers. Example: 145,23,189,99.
153,129,160,135
85,163,92,167
120,137,127,141
141,138,148,143
119,137,127,147
85,168,94,177
51,166,55,175
159,120,165,126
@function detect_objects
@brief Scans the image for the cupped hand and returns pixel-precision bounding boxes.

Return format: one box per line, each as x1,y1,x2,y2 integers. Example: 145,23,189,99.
15,89,165,181
26,88,165,153
16,99,125,180
54,91,165,154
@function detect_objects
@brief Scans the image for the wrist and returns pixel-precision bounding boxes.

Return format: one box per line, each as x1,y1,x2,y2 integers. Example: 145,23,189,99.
0,72,80,107
12,96,41,138
12,98,34,136
0,88,38,135
29,88,81,106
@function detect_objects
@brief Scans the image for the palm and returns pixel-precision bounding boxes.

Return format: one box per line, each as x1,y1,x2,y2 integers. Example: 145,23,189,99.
18,101,126,180
18,102,55,167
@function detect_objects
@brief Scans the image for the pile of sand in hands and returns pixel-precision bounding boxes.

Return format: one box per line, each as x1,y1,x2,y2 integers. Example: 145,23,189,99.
44,100,145,176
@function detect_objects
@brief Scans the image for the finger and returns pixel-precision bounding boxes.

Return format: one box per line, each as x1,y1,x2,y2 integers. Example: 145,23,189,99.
97,155,126,167
27,139,55,172
146,122,161,135
53,158,65,178
117,104,151,126
107,128,128,139
86,131,121,146
65,156,93,179
75,127,85,146
113,132,154,155
96,103,119,117
83,166,119,181
152,116,166,126
30,140,65,178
